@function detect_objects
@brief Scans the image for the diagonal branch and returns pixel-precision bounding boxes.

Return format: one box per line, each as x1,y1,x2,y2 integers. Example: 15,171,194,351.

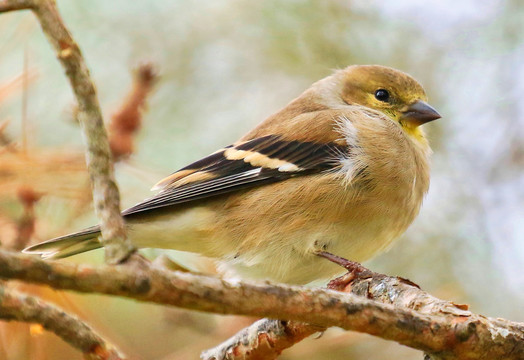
0,0,32,12
0,284,124,360
0,0,135,264
0,250,523,360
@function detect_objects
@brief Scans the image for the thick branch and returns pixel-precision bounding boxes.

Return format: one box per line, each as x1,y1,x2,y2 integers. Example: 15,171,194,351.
200,273,466,360
0,0,135,263
0,250,522,360
0,284,124,359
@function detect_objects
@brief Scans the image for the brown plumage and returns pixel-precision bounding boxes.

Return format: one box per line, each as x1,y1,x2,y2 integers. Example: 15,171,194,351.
24,65,440,284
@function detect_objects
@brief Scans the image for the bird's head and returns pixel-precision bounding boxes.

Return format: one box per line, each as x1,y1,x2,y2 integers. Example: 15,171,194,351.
338,65,441,136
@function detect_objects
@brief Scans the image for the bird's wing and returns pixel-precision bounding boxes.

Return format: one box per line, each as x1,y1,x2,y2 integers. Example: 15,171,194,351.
122,135,347,216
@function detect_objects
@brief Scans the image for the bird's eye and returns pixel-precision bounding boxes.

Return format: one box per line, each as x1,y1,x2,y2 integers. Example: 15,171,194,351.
374,89,390,102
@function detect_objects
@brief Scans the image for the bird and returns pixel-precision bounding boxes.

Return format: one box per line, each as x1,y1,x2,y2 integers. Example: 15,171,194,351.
24,65,441,285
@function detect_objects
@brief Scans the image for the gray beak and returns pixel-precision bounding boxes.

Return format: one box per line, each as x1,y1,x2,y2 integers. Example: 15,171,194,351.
400,100,441,126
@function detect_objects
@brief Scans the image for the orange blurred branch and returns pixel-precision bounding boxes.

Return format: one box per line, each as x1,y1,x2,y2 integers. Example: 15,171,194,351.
109,63,158,161
13,186,42,251
0,284,124,360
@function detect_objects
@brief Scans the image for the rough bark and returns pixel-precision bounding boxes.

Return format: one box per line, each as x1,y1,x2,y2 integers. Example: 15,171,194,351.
0,250,522,360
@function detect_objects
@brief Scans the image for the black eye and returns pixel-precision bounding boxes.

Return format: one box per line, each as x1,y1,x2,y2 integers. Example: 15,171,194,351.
374,89,390,102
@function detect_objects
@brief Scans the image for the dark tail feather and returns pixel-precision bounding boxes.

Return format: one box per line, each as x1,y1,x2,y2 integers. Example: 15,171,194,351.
23,226,102,259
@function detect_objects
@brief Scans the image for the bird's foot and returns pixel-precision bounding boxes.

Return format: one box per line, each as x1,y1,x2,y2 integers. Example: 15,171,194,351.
315,251,374,291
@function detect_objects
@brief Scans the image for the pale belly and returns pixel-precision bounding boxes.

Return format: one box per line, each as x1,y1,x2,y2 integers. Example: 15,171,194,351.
224,213,407,284
127,179,421,285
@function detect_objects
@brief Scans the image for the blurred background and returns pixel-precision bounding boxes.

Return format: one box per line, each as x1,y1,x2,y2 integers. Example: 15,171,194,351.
0,0,523,359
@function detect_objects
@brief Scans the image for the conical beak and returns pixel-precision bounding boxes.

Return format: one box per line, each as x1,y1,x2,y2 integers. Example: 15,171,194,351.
400,100,441,127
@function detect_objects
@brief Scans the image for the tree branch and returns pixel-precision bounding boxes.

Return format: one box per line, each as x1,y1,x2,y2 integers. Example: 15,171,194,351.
200,318,321,360
0,0,135,263
0,0,32,12
200,272,467,360
0,250,522,360
0,284,124,359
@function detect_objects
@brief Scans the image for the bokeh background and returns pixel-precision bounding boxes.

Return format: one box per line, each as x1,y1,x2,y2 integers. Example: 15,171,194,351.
0,0,523,359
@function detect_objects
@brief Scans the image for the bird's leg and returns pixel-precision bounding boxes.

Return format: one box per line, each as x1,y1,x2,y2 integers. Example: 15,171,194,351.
315,251,375,291
316,250,421,290
315,250,371,275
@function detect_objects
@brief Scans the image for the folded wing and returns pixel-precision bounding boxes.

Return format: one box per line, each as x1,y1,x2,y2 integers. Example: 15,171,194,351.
123,135,347,216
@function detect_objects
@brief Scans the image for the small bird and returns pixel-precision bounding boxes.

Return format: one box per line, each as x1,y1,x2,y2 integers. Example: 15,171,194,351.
24,65,440,284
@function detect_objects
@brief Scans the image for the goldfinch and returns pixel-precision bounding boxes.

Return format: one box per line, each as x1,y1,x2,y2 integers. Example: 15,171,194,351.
24,65,440,284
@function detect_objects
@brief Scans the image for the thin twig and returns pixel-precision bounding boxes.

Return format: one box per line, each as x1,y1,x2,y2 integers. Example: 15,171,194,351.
34,0,135,263
0,0,32,12
0,250,523,360
0,0,136,263
0,284,124,359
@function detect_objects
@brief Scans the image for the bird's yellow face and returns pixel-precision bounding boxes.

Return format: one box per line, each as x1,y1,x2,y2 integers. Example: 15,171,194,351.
340,65,440,138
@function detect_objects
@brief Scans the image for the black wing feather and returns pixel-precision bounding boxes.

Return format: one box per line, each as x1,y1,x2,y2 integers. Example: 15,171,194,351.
123,136,346,217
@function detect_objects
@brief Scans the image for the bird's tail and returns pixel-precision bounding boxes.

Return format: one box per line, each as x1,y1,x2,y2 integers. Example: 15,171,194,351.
23,226,103,259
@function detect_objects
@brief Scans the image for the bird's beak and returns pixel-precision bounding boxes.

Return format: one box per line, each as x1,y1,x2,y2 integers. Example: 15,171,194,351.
400,100,441,127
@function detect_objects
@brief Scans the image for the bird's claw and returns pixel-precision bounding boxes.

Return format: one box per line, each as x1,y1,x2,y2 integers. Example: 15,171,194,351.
316,251,374,291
